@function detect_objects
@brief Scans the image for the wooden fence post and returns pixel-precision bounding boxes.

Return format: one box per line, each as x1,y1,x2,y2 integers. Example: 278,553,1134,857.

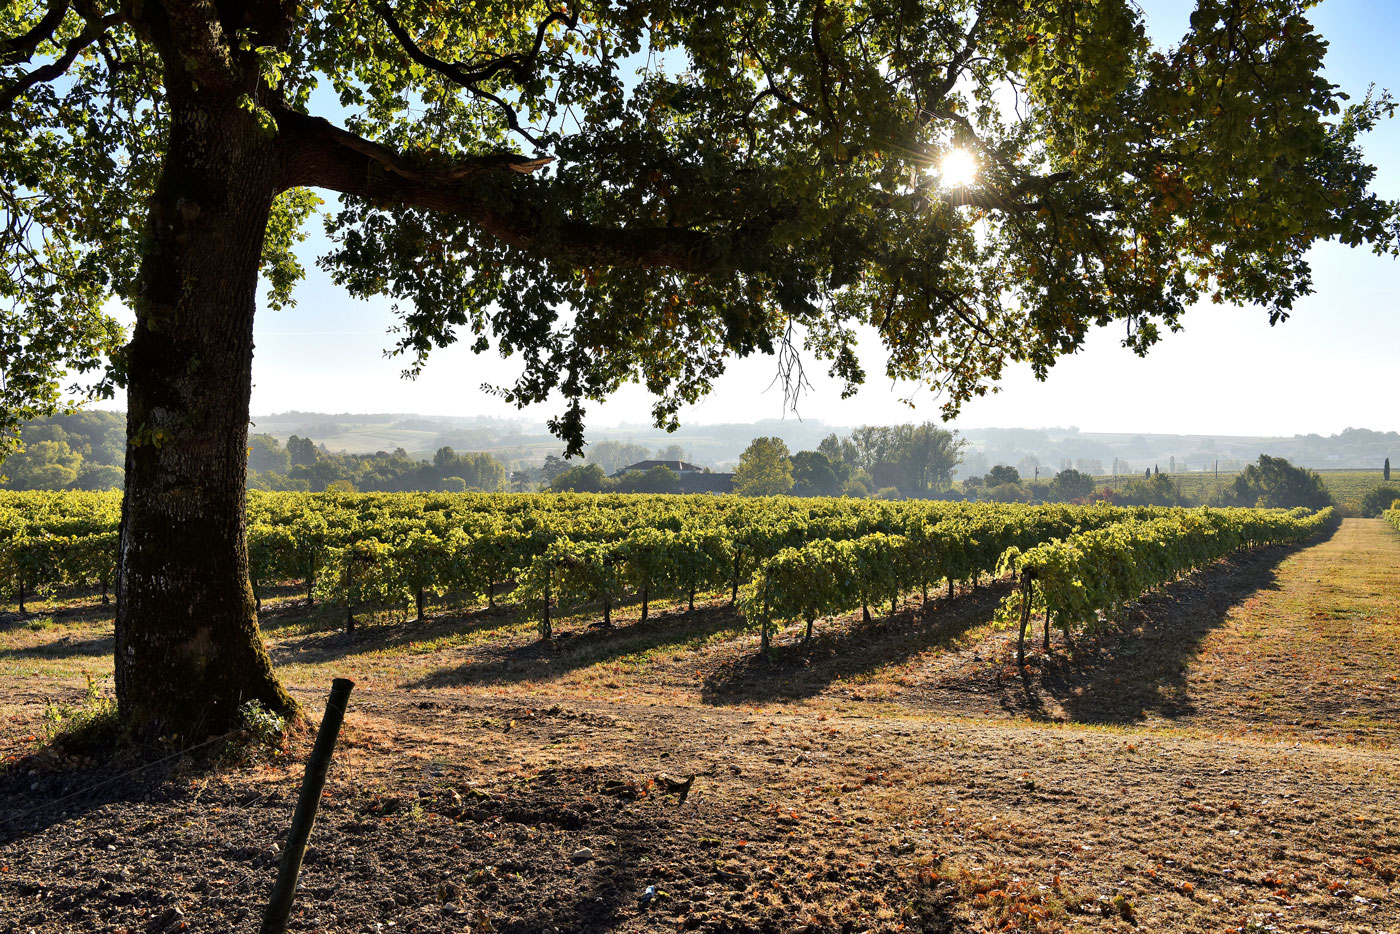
260,678,355,934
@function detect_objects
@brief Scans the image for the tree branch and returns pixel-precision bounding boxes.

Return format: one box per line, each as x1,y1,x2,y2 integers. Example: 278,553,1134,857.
0,12,121,112
927,2,987,103
292,114,553,183
280,111,741,274
378,1,576,89
0,0,70,66
376,1,577,147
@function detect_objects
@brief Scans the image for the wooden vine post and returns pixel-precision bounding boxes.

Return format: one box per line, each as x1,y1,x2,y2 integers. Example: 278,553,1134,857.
1016,568,1036,670
261,678,355,934
541,563,552,641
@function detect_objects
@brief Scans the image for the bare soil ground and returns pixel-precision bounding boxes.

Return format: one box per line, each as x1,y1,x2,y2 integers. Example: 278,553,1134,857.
3,519,1399,933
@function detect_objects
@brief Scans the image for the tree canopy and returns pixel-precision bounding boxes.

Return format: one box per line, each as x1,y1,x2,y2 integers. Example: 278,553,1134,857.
4,0,1397,452
1222,454,1332,510
733,436,794,496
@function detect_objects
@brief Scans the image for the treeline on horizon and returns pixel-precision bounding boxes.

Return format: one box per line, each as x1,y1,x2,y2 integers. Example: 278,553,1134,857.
3,411,1397,515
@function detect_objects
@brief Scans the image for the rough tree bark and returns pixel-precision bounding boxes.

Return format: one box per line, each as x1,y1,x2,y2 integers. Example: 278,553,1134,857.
114,73,295,737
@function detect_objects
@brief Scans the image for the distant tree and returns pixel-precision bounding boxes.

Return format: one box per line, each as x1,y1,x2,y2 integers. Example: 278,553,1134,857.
1116,473,1186,507
248,433,291,474
1386,457,1392,482
550,464,610,493
1360,484,1400,518
1222,455,1331,510
614,466,680,494
654,444,692,463
1050,469,1095,502
733,437,794,496
540,455,571,486
2,440,82,489
986,482,1031,503
843,470,874,499
433,447,507,491
898,423,965,495
325,479,357,493
817,433,859,475
511,468,541,492
440,476,469,493
985,465,1020,486
791,451,842,497
287,435,319,468
73,463,125,491
585,440,652,476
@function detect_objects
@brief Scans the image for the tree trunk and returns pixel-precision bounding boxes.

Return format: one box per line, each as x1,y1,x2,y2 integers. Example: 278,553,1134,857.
641,585,649,622
114,87,294,738
688,588,695,613
17,575,25,615
603,592,611,627
487,579,495,609
731,554,741,605
416,587,425,623
804,609,815,643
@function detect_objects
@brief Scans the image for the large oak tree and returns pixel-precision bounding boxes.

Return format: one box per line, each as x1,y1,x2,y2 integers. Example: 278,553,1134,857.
2,0,1395,736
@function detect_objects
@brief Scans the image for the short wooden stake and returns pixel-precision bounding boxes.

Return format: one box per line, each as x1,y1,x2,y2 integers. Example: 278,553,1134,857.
260,678,355,934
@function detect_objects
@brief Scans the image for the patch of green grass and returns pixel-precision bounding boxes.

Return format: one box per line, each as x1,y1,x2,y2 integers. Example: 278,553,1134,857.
42,670,119,753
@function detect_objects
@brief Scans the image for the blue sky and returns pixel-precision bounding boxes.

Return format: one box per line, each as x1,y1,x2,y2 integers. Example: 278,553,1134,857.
100,1,1400,437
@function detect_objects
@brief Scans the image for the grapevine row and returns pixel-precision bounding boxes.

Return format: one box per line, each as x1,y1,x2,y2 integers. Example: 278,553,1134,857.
996,507,1336,666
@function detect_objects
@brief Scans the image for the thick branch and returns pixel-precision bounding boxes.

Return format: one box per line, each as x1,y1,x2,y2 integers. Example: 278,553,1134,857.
377,1,576,89
280,111,738,274
296,115,553,183
0,0,70,65
376,1,577,146
927,2,987,103
0,12,120,112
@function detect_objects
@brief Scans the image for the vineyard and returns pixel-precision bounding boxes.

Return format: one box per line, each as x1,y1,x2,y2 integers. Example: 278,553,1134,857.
0,490,1334,652
8,498,1400,934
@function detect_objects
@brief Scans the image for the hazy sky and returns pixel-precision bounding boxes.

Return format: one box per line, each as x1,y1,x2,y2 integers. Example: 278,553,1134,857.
98,1,1400,438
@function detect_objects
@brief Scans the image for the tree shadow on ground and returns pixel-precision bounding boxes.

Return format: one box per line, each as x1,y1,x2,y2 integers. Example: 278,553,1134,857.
0,631,112,661
266,602,517,667
406,599,751,689
0,599,114,634
0,745,217,847
1001,532,1332,725
699,579,1012,707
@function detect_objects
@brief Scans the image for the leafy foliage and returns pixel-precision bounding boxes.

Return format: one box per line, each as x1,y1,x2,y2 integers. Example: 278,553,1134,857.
733,437,794,497
2,0,1396,452
999,506,1335,642
1220,455,1332,510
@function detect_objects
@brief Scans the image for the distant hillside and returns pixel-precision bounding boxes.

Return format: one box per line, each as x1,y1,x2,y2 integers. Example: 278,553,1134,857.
249,413,1397,474
249,412,855,469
